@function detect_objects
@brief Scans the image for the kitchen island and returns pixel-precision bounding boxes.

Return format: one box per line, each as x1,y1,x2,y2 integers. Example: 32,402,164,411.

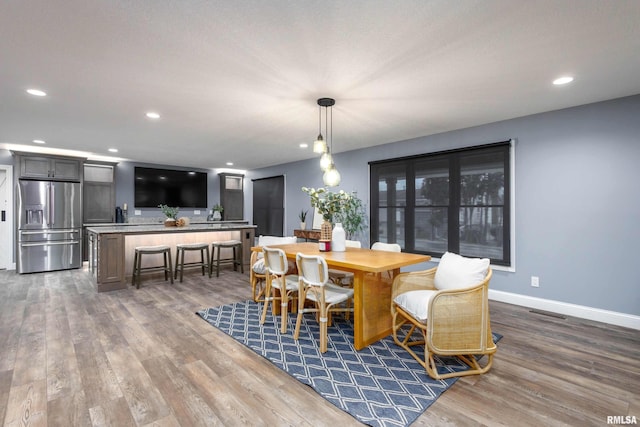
86,222,256,292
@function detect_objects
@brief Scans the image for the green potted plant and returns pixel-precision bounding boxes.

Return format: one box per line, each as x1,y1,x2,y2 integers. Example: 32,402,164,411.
334,192,368,240
212,203,223,221
158,204,179,227
298,209,308,230
302,186,368,242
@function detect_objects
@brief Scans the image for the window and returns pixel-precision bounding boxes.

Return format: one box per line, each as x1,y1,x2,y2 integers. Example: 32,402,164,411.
370,141,511,266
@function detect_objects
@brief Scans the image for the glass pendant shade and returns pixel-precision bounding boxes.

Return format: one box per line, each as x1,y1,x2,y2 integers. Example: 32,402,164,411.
320,151,333,171
313,135,326,153
323,165,341,187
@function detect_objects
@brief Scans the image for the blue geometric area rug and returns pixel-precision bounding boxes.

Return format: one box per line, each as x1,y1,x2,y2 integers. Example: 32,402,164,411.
196,300,501,427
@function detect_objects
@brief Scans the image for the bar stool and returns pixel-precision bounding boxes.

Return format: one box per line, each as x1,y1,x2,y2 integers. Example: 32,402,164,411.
174,242,211,282
132,245,173,289
210,240,244,277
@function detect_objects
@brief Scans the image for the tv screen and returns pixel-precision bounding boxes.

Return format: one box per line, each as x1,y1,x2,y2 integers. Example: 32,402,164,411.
134,167,208,208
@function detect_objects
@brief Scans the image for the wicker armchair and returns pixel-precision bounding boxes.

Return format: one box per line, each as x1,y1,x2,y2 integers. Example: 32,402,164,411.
391,252,495,380
250,250,267,302
250,235,298,302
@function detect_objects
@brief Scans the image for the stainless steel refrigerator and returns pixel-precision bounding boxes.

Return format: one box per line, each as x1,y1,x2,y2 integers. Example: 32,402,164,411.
17,180,82,273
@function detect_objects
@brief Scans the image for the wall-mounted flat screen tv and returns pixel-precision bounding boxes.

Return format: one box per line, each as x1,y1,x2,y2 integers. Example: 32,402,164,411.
134,167,208,208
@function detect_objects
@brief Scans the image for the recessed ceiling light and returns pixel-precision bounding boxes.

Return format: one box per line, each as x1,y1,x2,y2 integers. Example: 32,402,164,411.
226,162,234,166
146,112,160,119
299,143,309,148
26,88,47,97
108,148,118,153
32,139,46,144
553,76,574,85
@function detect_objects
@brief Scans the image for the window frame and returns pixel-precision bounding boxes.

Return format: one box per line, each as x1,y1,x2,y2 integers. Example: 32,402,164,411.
369,140,512,266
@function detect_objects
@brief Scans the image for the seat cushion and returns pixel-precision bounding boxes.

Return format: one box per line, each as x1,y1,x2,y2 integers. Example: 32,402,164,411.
253,258,297,275
304,283,354,305
434,252,489,290
394,290,437,323
252,258,267,274
271,275,300,291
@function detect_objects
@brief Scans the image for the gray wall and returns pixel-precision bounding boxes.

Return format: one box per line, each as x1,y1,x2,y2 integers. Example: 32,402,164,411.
246,94,640,316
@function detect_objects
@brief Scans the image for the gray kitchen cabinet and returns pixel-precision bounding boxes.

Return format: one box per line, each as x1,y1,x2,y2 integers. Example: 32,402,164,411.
83,163,115,223
82,163,116,261
19,154,82,181
219,173,244,220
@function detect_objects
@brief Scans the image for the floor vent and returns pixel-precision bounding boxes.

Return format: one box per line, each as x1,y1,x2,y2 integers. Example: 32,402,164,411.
529,309,567,319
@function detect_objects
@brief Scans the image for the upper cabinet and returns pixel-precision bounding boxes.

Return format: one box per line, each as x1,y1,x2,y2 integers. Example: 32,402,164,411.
83,163,116,224
219,173,244,220
17,153,83,181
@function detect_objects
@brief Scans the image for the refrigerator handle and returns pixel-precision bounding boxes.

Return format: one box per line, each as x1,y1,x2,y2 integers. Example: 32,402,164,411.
49,182,54,226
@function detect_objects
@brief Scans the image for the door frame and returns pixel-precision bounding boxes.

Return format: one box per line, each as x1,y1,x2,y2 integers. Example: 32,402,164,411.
0,165,15,270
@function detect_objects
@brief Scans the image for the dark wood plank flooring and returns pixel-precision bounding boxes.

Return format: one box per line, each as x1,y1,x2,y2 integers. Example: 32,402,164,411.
0,267,638,426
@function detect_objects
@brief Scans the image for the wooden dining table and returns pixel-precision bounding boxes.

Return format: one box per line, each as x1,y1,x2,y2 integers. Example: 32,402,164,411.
252,242,431,350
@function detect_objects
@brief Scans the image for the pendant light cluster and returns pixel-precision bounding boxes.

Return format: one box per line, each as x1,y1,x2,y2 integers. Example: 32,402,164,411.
313,97,341,187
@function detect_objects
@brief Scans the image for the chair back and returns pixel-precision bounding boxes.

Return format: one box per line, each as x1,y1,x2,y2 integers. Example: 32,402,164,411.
345,240,362,248
262,247,288,275
296,253,329,287
371,242,401,252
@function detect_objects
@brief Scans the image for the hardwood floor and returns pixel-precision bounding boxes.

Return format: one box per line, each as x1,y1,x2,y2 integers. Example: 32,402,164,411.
0,267,638,426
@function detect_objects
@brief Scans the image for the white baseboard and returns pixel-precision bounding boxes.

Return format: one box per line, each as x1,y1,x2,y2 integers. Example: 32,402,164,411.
489,289,640,330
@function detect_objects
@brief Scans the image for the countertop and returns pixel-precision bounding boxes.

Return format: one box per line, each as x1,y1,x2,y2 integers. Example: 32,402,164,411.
86,223,256,235
83,220,246,227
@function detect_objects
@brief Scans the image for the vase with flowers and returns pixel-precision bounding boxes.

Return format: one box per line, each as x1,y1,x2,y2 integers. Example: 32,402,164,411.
302,186,368,245
158,204,179,227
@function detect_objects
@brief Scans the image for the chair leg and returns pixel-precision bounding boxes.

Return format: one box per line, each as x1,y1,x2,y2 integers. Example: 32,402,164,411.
280,290,288,334
174,249,179,280
179,249,185,282
205,246,211,278
238,245,244,273
132,252,138,287
260,278,272,325
209,246,214,277
135,252,142,289
167,250,174,284
293,287,306,340
216,246,222,277
319,304,328,353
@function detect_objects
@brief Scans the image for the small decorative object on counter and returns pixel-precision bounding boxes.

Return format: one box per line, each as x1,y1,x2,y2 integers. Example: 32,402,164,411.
176,217,190,227
319,239,331,252
211,204,223,221
299,209,308,230
115,206,124,223
158,204,179,227
332,223,346,252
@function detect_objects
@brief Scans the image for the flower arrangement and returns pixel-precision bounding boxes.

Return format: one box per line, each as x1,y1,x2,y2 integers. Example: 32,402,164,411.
212,204,224,212
158,204,179,219
302,187,368,239
302,187,348,222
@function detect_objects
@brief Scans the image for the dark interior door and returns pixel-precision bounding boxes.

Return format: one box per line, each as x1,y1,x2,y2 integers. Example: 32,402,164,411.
252,176,284,236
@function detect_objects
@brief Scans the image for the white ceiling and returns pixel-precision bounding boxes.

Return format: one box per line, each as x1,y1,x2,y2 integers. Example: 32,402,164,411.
1,1,639,170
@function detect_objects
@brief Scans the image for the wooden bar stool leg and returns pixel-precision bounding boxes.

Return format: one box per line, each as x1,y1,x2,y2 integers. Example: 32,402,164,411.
174,248,180,280
179,248,185,282
216,245,222,277
205,246,211,278
200,248,204,276
136,251,142,289
167,250,174,284
132,251,138,287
